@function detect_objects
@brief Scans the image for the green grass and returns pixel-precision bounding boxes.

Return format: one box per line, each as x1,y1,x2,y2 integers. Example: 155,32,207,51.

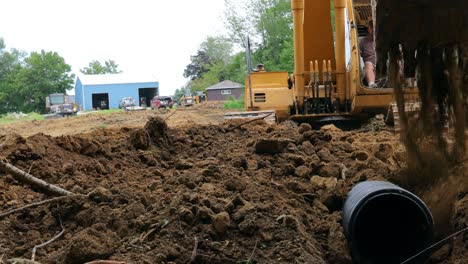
95,124,108,129
82,108,124,115
0,112,45,124
224,96,244,109
93,108,124,115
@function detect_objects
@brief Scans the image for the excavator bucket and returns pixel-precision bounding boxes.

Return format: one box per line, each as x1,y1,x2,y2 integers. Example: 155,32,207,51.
373,0,468,163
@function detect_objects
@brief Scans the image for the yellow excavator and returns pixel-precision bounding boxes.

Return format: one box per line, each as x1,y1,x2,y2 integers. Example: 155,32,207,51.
239,0,466,159
244,0,417,124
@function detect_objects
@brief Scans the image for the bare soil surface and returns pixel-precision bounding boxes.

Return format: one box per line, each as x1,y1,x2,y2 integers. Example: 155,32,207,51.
0,105,466,263
0,102,229,137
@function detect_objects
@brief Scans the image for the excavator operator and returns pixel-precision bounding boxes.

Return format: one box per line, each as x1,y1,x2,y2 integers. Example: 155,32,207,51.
359,20,377,88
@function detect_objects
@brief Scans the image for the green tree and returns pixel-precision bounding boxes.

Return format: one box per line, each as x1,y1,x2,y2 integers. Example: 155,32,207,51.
80,59,122,74
0,38,27,113
183,35,236,93
183,50,211,80
223,0,294,72
14,50,74,113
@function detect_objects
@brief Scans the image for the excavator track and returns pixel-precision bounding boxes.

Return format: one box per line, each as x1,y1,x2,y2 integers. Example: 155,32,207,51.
375,0,468,165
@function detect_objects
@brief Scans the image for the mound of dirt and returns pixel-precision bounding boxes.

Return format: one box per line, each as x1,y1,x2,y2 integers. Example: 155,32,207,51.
0,118,465,263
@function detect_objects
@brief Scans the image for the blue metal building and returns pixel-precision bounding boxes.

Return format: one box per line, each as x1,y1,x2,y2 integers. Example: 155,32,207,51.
74,74,159,111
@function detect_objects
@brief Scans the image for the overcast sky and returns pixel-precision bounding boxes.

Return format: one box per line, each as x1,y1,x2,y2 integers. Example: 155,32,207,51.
0,0,226,95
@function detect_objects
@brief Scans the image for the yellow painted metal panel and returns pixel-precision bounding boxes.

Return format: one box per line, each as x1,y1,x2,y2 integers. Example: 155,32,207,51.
303,0,335,71
244,72,293,112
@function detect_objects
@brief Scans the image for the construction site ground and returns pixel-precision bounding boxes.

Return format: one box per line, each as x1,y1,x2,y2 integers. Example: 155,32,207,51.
0,102,466,264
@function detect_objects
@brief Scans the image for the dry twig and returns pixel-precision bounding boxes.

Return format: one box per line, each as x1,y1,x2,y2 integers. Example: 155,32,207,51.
246,240,258,264
0,194,87,220
27,161,35,175
0,160,73,196
225,113,273,133
31,216,65,261
188,236,199,264
139,228,157,242
164,109,178,121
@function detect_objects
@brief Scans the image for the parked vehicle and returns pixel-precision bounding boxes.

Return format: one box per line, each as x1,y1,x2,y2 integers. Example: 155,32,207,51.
151,96,174,109
119,97,147,111
179,95,195,107
119,97,136,109
45,93,77,117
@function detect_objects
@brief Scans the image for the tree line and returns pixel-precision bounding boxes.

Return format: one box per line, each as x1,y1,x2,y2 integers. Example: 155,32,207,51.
177,0,294,100
0,37,121,114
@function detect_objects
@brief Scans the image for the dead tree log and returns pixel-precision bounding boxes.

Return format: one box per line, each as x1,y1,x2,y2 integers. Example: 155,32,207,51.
0,160,73,196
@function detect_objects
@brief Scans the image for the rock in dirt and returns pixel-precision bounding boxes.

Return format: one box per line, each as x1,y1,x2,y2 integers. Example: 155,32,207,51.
295,165,311,178
62,224,119,264
311,176,338,189
319,163,341,178
89,187,113,203
301,141,315,155
255,138,292,154
232,204,255,222
178,207,195,223
225,177,246,192
317,148,335,163
196,206,214,223
352,150,369,161
212,212,230,234
298,123,312,134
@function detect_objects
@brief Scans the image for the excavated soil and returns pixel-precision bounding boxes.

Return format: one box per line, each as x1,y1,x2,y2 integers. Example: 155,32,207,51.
0,115,466,263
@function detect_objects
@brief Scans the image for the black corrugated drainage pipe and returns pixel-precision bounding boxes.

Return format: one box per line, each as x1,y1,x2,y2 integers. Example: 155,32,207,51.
343,181,434,264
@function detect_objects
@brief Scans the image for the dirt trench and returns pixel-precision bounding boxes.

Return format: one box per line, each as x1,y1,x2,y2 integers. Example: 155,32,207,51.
0,117,466,263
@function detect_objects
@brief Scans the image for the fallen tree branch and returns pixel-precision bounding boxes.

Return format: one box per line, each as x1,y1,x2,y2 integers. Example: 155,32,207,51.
0,194,87,220
0,160,73,197
226,113,274,133
188,236,199,264
31,216,65,261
